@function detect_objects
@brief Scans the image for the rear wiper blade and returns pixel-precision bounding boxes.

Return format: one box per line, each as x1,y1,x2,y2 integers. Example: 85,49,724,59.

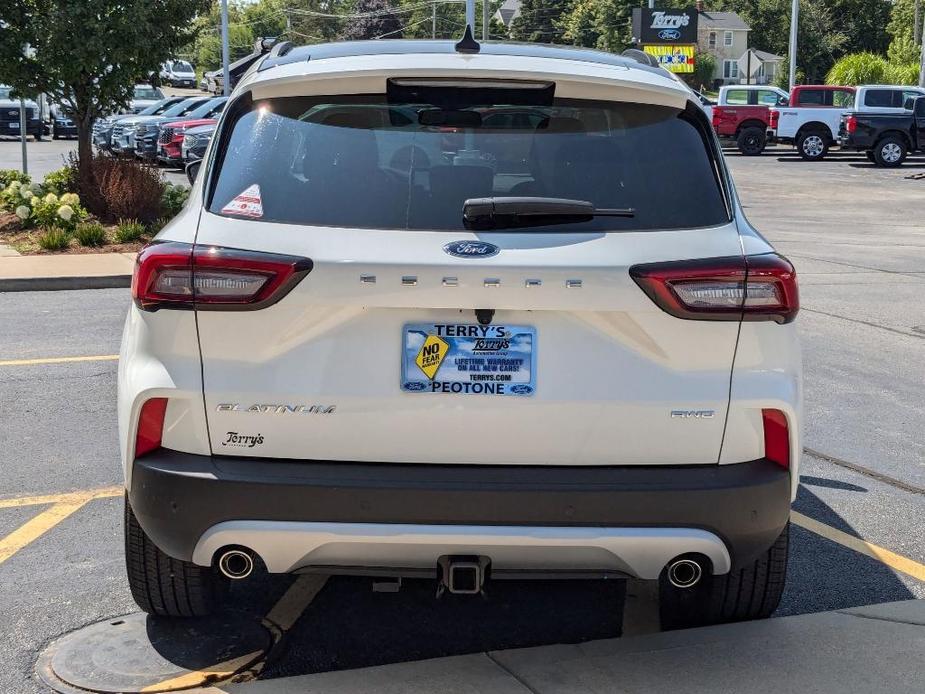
463,197,635,230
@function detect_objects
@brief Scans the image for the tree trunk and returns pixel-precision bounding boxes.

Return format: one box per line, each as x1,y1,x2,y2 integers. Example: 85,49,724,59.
75,113,104,216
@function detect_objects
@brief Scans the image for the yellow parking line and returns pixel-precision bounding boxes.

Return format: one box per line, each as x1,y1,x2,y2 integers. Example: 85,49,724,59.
263,574,328,632
138,650,265,693
0,498,92,566
0,486,122,510
792,511,925,582
0,354,119,367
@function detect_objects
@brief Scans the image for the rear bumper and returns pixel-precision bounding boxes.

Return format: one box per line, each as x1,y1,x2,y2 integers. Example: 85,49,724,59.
130,450,791,575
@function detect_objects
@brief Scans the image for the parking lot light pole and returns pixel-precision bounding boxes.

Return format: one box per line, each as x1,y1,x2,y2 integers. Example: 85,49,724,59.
19,98,27,175
788,0,799,90
221,0,230,97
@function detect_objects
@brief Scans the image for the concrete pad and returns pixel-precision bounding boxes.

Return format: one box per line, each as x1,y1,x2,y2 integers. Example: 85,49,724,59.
0,252,134,291
221,653,532,694
0,244,20,257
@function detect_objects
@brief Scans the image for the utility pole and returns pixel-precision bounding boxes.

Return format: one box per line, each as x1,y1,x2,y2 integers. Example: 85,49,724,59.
915,0,921,47
483,0,489,41
221,0,230,97
432,1,436,39
466,0,475,34
920,27,925,88
19,98,27,175
788,0,799,90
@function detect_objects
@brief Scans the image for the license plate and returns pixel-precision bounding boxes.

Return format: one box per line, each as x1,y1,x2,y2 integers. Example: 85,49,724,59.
401,323,536,396
8,122,19,129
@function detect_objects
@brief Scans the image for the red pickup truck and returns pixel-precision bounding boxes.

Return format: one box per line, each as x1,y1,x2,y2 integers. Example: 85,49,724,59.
710,85,789,155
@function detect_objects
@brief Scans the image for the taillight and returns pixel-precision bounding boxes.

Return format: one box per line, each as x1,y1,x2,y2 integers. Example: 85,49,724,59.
711,110,721,128
845,115,857,134
629,253,799,324
132,241,313,311
135,398,168,458
769,109,779,129
762,408,790,469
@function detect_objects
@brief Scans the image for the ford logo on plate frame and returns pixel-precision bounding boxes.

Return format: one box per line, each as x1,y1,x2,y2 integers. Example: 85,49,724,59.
443,240,500,259
657,29,681,40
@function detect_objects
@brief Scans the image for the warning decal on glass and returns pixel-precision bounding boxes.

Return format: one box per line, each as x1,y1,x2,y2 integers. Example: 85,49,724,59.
221,184,263,218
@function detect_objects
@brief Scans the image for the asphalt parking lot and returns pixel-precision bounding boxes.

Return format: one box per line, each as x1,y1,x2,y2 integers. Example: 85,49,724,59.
1,145,924,692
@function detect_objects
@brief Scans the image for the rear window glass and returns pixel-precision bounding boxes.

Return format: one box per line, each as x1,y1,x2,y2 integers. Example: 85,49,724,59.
864,89,896,108
208,94,728,232
725,90,749,105
797,89,825,106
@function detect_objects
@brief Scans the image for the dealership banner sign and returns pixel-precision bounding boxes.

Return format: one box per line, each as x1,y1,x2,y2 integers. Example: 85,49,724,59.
632,7,699,44
642,45,695,73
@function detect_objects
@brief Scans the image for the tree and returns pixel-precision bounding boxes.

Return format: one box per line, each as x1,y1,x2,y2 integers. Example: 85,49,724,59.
0,0,208,197
692,51,716,92
342,0,404,40
510,0,571,44
558,0,633,53
825,52,888,85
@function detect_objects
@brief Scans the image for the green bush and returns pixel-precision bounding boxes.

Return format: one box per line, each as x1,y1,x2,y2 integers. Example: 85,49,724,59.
75,221,108,247
0,170,30,188
160,182,190,219
114,218,146,243
826,52,888,86
37,226,71,251
28,192,86,233
43,164,78,196
1,179,43,214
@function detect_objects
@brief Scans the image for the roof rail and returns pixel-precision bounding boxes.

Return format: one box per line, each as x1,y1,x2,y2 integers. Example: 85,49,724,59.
621,49,661,69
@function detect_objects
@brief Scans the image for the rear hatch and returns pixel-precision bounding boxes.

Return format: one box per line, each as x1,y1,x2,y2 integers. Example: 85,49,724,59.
192,82,741,466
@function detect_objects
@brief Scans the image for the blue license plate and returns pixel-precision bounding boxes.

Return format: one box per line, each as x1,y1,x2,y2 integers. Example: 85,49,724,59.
401,323,536,396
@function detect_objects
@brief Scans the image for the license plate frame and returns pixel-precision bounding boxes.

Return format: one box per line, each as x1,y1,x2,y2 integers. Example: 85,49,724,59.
401,323,536,397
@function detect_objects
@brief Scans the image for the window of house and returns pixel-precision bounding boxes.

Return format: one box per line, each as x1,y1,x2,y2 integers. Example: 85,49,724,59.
723,61,740,81
708,32,717,49
724,31,733,47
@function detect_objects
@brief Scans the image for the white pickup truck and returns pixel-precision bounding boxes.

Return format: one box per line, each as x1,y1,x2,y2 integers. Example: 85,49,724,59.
770,84,925,160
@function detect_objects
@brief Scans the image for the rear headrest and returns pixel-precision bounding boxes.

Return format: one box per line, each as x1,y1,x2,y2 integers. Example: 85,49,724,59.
320,110,383,129
537,116,586,133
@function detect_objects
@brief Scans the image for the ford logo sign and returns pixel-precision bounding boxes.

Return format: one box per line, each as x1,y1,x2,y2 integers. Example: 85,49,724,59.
658,29,681,40
509,384,534,395
403,381,427,392
443,240,500,259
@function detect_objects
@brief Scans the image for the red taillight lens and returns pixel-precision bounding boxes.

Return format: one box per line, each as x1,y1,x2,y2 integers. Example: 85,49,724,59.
629,253,799,324
845,115,857,134
135,398,168,458
769,109,779,129
711,110,721,128
132,241,313,311
762,408,790,469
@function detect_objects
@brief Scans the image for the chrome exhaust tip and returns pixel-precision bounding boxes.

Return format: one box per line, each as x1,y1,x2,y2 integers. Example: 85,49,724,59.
217,549,254,580
667,558,703,589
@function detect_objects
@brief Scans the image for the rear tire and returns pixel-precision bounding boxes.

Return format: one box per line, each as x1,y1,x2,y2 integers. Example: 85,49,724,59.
124,495,221,617
797,130,828,161
737,126,766,156
872,136,907,167
661,522,789,629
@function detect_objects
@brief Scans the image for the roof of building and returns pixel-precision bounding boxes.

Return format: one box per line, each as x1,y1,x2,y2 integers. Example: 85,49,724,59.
698,11,750,32
749,48,783,62
496,0,522,27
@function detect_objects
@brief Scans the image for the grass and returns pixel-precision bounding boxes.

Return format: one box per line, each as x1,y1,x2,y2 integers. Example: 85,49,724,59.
114,218,146,243
36,226,70,251
75,222,108,247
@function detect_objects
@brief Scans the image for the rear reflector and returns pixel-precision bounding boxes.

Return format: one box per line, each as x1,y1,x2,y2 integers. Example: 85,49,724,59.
135,398,168,458
845,115,857,134
132,241,313,311
769,109,779,129
629,253,799,323
762,408,790,469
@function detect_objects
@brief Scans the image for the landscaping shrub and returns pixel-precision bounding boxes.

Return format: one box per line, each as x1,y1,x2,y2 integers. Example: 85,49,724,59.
114,218,146,243
0,170,30,188
43,161,78,196
160,182,190,218
90,155,164,224
1,179,44,214
37,226,71,251
75,221,107,247
29,192,86,233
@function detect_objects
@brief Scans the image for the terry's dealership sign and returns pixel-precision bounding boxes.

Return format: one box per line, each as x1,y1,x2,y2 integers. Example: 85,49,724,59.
632,7,699,44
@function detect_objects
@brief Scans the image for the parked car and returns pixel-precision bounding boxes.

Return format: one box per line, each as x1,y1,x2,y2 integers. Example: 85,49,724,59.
127,96,212,159
137,97,226,162
767,85,855,161
130,84,166,113
181,123,215,163
851,85,925,114
49,104,78,139
160,60,197,89
121,40,800,627
0,85,44,140
97,97,187,154
838,94,925,167
157,113,223,167
711,85,789,155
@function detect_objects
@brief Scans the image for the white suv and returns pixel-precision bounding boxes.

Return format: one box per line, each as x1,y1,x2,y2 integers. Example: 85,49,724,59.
119,39,801,626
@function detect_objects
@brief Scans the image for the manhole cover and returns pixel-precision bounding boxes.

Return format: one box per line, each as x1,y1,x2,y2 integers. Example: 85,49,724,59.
37,611,270,693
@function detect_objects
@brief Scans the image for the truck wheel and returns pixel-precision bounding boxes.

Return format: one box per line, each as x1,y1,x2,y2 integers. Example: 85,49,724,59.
797,131,828,161
873,136,907,167
124,495,222,617
660,522,789,629
737,127,766,156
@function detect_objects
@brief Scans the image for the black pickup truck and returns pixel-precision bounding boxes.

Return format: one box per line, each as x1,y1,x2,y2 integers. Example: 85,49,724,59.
838,95,925,167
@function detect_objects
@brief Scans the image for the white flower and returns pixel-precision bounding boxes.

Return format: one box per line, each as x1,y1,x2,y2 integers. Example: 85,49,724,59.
20,187,34,199
15,205,30,220
57,204,74,221
8,180,21,191
61,193,79,206
44,193,59,204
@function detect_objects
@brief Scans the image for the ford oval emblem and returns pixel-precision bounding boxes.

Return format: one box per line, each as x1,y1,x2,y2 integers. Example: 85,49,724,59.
443,240,500,259
658,29,681,40
509,384,534,395
403,381,427,391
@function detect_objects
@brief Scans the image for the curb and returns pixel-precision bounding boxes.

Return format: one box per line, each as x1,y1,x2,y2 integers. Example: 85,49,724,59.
0,274,131,292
